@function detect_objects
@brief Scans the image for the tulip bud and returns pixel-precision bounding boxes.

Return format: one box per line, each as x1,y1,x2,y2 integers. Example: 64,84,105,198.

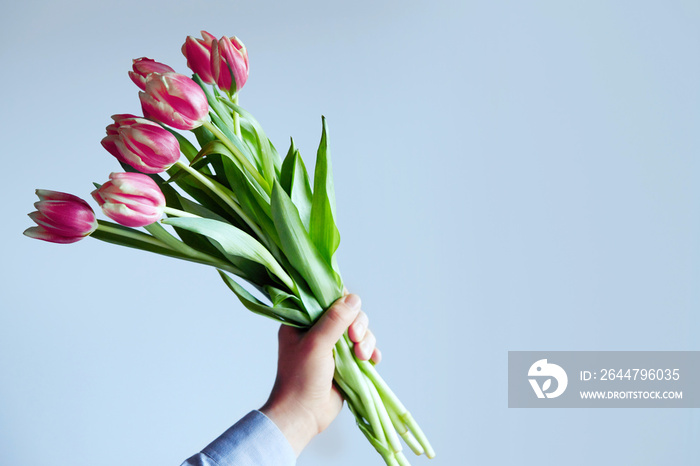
139,72,209,130
211,36,249,94
101,114,181,174
129,57,176,90
92,173,166,227
182,31,217,84
24,190,98,243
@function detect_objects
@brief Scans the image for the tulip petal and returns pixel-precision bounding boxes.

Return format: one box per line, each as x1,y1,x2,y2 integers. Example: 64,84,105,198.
139,74,208,130
25,190,97,243
23,226,83,244
183,36,215,83
129,58,176,91
128,71,147,90
35,189,87,204
92,173,166,227
201,30,216,42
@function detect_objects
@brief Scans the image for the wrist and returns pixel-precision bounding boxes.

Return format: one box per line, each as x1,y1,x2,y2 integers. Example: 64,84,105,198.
260,396,320,457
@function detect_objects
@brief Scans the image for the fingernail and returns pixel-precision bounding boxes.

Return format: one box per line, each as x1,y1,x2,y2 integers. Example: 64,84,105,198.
359,339,371,359
344,293,361,309
353,320,366,338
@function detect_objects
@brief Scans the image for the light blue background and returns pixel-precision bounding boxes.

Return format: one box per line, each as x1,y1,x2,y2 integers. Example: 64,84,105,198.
1,1,698,465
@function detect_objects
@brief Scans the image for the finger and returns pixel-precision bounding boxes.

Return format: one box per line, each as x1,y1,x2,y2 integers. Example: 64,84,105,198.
329,384,345,416
348,310,369,343
277,323,303,346
371,347,382,364
305,294,361,354
354,329,376,361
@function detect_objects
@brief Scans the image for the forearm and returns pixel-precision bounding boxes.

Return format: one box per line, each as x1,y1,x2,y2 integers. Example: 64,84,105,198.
180,410,296,466
260,397,320,457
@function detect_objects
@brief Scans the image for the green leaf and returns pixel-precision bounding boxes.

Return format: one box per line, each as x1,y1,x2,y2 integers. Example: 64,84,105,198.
193,73,234,128
162,217,295,291
191,130,226,184
169,172,245,228
264,285,304,309
279,138,297,193
280,139,313,230
190,141,279,250
115,161,227,260
168,130,201,162
192,140,233,166
157,179,229,261
222,159,281,249
309,116,342,279
191,75,237,180
270,182,342,309
220,99,279,184
92,220,241,275
267,138,281,175
92,221,175,255
176,197,228,223
218,271,311,327
287,267,324,320
208,113,259,171
239,120,261,164
237,118,275,182
192,125,216,149
194,140,269,208
165,162,263,237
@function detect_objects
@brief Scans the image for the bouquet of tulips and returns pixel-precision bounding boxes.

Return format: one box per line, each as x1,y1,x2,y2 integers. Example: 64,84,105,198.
24,31,434,465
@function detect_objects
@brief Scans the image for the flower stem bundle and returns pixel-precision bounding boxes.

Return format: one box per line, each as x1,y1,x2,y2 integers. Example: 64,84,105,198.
24,30,434,465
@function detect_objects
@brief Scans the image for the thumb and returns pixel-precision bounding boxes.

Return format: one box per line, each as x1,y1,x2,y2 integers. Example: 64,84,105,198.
305,294,361,353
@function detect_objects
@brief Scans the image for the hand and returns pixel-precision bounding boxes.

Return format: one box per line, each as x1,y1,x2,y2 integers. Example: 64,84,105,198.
260,293,381,456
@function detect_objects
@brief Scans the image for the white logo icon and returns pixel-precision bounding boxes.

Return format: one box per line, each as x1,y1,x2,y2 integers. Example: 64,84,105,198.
528,359,568,399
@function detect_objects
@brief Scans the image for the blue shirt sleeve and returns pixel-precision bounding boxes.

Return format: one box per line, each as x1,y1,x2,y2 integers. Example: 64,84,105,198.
181,410,296,466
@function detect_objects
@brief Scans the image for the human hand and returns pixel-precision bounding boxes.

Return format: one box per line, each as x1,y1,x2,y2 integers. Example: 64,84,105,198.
260,293,381,456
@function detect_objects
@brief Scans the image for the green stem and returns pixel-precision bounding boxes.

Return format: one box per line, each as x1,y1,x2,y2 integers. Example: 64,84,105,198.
93,221,244,278
201,120,270,193
173,160,265,241
387,408,424,456
232,94,241,139
163,206,201,218
144,223,244,276
401,413,435,459
194,74,234,129
366,374,402,453
334,372,367,419
335,335,388,446
337,378,403,466
359,360,435,459
395,451,411,466
95,221,164,249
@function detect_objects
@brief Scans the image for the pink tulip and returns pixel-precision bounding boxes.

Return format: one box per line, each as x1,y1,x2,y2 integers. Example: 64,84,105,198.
24,190,98,243
101,114,181,174
139,72,209,130
211,35,249,94
92,173,166,227
128,57,176,90
182,31,217,84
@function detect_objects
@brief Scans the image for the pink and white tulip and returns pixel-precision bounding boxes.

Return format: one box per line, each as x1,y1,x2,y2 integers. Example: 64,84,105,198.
101,114,181,174
24,190,98,243
182,31,217,84
92,173,166,227
211,35,249,94
139,72,209,130
129,57,175,90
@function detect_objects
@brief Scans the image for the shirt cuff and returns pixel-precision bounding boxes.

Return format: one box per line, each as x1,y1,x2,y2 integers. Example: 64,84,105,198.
201,410,296,466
